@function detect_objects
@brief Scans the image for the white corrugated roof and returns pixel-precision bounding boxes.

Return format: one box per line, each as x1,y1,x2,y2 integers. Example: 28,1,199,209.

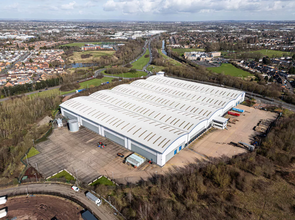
90,90,206,132
60,96,186,153
131,79,236,108
147,76,241,99
61,76,244,154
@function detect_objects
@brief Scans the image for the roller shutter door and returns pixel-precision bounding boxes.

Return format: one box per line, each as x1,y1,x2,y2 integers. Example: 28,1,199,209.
105,131,125,147
64,111,77,120
131,143,157,163
165,147,178,163
82,120,99,134
165,142,185,163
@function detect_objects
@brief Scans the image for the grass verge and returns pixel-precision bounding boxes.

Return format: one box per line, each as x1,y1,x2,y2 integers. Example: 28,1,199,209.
103,71,147,78
60,77,114,95
26,147,40,159
158,49,182,66
132,49,150,69
90,176,115,186
49,170,75,181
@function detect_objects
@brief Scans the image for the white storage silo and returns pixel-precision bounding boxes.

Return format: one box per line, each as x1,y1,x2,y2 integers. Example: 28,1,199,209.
68,119,79,132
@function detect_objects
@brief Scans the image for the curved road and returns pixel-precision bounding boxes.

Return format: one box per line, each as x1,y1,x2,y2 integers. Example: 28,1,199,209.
0,183,117,220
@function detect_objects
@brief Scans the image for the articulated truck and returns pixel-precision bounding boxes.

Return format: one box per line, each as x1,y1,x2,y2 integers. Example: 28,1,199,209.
85,192,102,206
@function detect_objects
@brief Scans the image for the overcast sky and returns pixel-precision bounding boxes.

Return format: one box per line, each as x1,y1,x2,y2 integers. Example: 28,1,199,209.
1,0,295,21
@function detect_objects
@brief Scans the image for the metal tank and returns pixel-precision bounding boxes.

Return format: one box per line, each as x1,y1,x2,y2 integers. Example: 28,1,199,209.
68,119,79,132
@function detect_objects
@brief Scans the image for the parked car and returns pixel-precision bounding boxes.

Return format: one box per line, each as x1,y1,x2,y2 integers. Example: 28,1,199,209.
117,153,124,158
71,186,79,192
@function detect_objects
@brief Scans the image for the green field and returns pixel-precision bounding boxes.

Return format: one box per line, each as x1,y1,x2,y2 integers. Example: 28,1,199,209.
131,49,150,70
61,42,102,47
251,49,291,57
61,77,114,95
90,176,115,186
158,49,182,66
207,63,253,78
49,170,75,181
222,49,292,59
26,147,40,159
104,71,147,78
147,65,166,73
172,48,205,56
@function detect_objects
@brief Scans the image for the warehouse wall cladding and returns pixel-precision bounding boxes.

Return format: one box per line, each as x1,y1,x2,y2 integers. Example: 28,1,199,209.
60,76,245,166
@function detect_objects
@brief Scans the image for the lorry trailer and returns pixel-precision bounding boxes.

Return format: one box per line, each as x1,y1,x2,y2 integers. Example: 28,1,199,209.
76,89,86,93
85,192,101,206
228,111,240,117
232,107,244,113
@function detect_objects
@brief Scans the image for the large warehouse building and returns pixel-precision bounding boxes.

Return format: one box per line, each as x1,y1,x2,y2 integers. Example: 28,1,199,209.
60,76,245,166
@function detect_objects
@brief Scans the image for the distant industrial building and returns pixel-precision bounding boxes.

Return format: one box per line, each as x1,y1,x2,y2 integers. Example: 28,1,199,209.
60,76,245,166
184,51,221,61
81,44,114,51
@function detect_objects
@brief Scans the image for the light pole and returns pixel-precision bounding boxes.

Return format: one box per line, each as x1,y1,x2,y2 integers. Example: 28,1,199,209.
35,162,38,173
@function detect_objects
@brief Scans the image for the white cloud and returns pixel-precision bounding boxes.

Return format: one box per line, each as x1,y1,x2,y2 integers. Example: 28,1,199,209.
61,1,77,10
4,3,20,10
102,0,295,15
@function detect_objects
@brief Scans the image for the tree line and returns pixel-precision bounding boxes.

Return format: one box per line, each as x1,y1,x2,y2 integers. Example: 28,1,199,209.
0,77,61,98
0,93,61,182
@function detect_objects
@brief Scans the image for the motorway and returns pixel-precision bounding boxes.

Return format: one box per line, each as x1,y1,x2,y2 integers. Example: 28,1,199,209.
0,183,118,220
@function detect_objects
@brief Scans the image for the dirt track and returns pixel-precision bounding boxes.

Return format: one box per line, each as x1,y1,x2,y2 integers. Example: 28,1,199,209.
2,195,83,220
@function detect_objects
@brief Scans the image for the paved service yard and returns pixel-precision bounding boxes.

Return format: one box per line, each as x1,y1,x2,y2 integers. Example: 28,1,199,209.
188,105,278,159
29,105,277,184
29,127,162,184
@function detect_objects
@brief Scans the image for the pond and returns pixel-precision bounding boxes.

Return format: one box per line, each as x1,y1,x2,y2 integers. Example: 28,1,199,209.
63,63,99,68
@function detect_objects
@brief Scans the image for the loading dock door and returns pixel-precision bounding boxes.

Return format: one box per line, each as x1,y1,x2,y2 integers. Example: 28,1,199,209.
82,120,99,134
131,144,157,163
165,147,178,163
64,111,77,120
105,131,125,147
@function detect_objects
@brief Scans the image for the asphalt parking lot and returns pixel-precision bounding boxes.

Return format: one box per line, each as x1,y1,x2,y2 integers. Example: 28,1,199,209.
29,127,161,184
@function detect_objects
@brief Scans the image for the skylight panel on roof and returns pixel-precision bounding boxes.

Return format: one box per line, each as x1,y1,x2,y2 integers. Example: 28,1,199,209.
127,125,136,133
153,136,162,144
133,128,142,135
121,123,130,130
174,119,180,125
179,121,185,127
144,132,153,140
162,139,171,148
101,115,110,121
148,134,156,142
139,130,147,138
187,124,194,131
